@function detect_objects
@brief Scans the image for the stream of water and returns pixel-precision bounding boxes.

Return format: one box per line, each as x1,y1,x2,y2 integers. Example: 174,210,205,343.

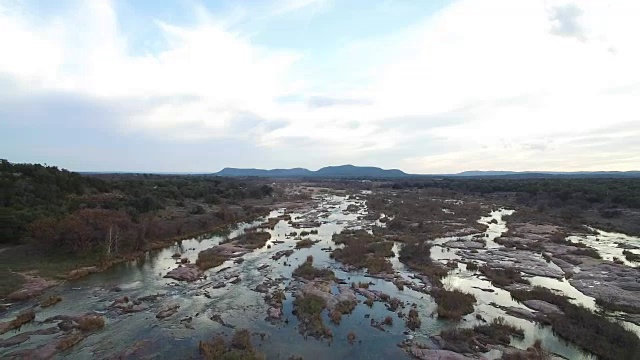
1,193,638,359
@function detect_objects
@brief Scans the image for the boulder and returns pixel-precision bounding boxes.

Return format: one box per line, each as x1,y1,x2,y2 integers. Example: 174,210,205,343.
156,303,180,319
164,264,203,282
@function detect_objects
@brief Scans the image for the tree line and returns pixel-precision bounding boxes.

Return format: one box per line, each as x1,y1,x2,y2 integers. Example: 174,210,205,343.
0,160,274,255
384,177,640,209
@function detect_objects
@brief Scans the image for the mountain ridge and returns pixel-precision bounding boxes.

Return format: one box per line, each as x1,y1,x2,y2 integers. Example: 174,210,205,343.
215,165,408,178
213,166,640,178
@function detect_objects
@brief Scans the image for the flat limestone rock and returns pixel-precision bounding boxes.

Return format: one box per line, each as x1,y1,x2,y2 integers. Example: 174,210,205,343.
156,303,180,319
570,262,640,310
523,300,563,315
443,240,485,249
461,249,564,279
7,274,58,301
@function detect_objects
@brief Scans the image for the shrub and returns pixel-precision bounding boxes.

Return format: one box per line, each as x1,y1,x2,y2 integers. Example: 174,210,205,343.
293,294,332,339
432,289,476,320
231,329,252,350
196,250,227,270
331,230,394,274
347,331,357,344
406,308,421,330
77,315,105,332
295,238,315,249
329,310,342,324
199,329,265,360
479,266,529,287
292,256,335,280
1,310,35,335
623,250,640,262
232,231,271,249
40,295,63,308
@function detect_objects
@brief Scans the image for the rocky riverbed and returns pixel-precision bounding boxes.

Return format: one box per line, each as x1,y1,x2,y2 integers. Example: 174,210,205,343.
1,188,638,359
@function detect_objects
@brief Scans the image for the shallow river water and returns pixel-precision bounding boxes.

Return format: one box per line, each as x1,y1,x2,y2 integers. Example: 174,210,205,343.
1,193,638,359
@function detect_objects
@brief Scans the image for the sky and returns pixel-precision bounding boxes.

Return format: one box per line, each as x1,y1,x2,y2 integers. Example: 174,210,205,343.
1,0,639,174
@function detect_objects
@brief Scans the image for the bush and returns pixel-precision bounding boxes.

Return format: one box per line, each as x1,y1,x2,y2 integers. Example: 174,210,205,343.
432,289,476,320
331,230,393,274
1,310,35,335
295,238,316,249
232,231,271,249
292,256,334,280
293,294,332,339
199,329,264,360
479,266,529,287
623,250,640,262
406,308,421,330
77,315,105,332
40,295,63,308
196,250,227,270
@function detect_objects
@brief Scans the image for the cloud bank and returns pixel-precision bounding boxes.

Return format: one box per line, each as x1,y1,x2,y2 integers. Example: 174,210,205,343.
0,0,638,173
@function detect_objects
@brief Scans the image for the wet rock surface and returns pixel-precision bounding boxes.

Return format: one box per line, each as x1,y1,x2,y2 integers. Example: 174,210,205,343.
570,261,640,310
156,303,180,319
6,274,58,301
164,264,203,282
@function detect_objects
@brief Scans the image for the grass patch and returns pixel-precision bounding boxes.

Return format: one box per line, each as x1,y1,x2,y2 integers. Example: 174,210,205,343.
441,317,524,353
398,242,448,287
331,230,394,274
199,329,265,360
432,289,476,320
195,250,227,270
479,266,530,287
292,256,335,281
231,231,271,249
293,294,332,339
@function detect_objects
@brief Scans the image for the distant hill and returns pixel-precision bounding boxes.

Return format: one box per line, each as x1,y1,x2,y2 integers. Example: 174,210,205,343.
214,166,640,179
448,171,640,178
452,171,518,177
214,165,408,178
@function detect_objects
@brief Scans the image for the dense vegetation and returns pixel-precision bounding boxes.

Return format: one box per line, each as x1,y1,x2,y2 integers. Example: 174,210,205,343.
384,177,640,235
385,178,640,209
0,160,273,253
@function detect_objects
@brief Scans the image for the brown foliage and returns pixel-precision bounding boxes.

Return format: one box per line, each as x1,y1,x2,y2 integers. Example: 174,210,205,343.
76,315,105,332
432,289,476,320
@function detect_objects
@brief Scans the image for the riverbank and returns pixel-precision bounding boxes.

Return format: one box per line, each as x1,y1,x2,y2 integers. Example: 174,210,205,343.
0,206,277,301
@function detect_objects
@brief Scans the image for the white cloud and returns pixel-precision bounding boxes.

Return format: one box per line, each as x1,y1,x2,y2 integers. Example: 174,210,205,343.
1,0,639,172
